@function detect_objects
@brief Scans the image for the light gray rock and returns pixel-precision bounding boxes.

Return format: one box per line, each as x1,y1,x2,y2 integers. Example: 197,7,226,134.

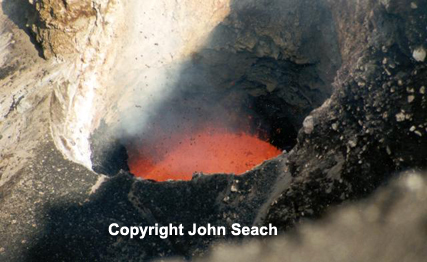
189,173,427,262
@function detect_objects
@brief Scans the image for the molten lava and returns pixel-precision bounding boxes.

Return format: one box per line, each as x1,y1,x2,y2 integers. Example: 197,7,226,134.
128,126,281,181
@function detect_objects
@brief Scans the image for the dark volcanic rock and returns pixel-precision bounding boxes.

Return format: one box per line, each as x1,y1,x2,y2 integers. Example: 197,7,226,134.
0,140,100,262
1,0,427,261
25,171,177,262
265,0,427,231
128,155,289,258
185,173,427,262
90,121,130,176
20,155,287,261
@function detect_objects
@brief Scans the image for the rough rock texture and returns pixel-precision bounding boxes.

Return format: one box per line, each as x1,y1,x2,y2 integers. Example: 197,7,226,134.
22,160,286,261
186,173,427,262
265,0,427,230
27,0,97,60
0,140,100,261
3,0,124,170
0,0,125,260
0,0,426,261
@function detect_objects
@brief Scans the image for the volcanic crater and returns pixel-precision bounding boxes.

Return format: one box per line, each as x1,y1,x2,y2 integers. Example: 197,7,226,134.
1,0,426,261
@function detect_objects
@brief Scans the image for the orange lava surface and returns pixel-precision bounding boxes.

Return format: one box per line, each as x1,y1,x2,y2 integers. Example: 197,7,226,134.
128,126,281,181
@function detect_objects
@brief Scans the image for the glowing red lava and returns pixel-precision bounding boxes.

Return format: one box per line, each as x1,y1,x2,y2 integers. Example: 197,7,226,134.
128,126,281,181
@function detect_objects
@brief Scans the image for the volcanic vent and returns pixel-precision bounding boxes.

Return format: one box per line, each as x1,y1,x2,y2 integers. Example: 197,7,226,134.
122,78,295,181
91,53,340,181
2,0,427,261
90,0,341,181
127,124,282,181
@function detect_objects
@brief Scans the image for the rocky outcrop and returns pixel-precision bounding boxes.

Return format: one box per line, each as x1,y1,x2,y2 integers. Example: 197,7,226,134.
27,0,97,60
265,0,427,230
0,0,124,260
188,173,427,262
0,0,426,261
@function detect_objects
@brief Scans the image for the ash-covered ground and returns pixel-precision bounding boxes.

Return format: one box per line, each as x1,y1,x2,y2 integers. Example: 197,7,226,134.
0,0,426,261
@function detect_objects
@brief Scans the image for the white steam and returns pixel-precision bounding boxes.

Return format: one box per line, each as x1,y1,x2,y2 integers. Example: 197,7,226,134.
107,0,231,138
